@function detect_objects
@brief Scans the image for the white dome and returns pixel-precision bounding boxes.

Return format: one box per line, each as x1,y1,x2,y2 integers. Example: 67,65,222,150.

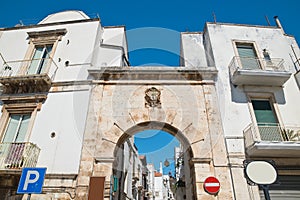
39,10,90,24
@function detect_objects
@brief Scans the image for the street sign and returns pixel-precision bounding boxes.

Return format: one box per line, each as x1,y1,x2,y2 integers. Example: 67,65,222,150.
244,160,277,200
244,161,277,185
204,176,220,195
17,168,47,194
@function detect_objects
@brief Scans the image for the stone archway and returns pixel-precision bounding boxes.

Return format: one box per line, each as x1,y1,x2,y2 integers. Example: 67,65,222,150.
113,121,196,200
76,67,233,200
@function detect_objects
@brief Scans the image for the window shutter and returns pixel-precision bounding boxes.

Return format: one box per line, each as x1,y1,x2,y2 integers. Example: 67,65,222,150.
237,44,260,70
252,100,278,125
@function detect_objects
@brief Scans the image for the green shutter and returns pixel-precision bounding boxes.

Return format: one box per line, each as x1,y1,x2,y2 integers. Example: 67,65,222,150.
237,44,260,70
252,100,282,141
252,100,278,125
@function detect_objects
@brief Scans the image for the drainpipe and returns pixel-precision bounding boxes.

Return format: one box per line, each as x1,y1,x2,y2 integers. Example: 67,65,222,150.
291,45,300,71
274,16,285,34
0,53,6,64
100,43,130,66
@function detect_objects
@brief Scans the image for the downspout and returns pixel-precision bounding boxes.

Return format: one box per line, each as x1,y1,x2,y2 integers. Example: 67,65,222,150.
100,43,130,66
291,45,300,71
0,53,6,64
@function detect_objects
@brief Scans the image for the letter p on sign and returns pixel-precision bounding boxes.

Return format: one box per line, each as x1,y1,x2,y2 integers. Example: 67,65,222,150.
17,168,47,194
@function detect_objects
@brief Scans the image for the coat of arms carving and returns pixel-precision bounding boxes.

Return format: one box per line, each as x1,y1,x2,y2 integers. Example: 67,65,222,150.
145,87,161,108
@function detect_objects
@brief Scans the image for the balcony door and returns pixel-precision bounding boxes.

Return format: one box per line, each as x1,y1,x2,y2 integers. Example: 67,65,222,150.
2,114,31,143
251,100,282,141
236,43,261,70
27,44,53,75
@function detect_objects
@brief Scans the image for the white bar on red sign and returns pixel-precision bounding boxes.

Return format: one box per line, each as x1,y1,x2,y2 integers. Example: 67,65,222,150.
205,183,220,187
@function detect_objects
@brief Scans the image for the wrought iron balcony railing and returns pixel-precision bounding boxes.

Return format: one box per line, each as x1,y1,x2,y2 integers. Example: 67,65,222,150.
0,142,40,170
229,56,291,86
244,123,300,148
229,56,287,75
0,55,58,81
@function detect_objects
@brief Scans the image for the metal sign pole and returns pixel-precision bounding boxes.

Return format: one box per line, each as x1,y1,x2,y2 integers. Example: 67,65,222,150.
261,185,271,200
27,194,31,200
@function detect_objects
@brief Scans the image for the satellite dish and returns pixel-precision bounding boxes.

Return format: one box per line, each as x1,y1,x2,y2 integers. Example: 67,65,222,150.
245,161,277,185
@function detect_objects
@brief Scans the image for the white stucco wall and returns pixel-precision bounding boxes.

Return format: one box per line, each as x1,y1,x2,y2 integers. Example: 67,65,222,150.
0,23,127,81
204,23,300,137
0,21,100,81
31,90,90,173
95,26,127,67
180,32,208,68
147,164,155,199
38,10,90,24
0,11,128,175
180,22,300,158
0,29,29,62
154,175,164,200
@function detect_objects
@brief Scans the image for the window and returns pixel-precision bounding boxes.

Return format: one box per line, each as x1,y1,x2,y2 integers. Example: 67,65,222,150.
0,104,40,169
2,114,31,143
21,29,67,76
0,103,40,144
236,43,261,70
27,44,53,75
251,99,282,141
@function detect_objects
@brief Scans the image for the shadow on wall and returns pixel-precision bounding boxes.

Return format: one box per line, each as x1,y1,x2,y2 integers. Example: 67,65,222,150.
230,82,287,105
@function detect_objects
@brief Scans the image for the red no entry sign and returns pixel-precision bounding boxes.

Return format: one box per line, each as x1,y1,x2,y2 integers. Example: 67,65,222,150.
204,176,220,195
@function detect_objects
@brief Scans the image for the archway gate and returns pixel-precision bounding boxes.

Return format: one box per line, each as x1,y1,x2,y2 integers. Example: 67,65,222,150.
76,67,233,199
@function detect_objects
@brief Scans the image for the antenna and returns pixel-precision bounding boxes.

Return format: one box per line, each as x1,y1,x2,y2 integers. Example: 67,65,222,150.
264,15,271,26
212,12,217,23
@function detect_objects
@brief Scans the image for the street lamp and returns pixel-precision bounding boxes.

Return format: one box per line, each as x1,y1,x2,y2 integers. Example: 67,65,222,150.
164,159,170,167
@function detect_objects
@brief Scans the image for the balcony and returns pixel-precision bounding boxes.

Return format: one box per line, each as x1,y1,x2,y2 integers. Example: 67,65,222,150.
0,142,40,170
0,56,58,94
244,123,300,157
229,56,291,86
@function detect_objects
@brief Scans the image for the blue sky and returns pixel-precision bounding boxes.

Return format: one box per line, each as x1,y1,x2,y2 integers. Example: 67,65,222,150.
1,0,299,66
1,0,299,174
134,130,180,175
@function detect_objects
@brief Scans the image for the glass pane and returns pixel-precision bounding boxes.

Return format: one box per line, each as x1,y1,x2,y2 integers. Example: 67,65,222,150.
15,114,31,142
45,45,53,55
2,115,21,143
27,47,43,74
39,45,53,74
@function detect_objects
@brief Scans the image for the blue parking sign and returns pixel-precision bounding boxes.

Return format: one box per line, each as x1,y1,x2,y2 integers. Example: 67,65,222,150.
17,168,47,194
